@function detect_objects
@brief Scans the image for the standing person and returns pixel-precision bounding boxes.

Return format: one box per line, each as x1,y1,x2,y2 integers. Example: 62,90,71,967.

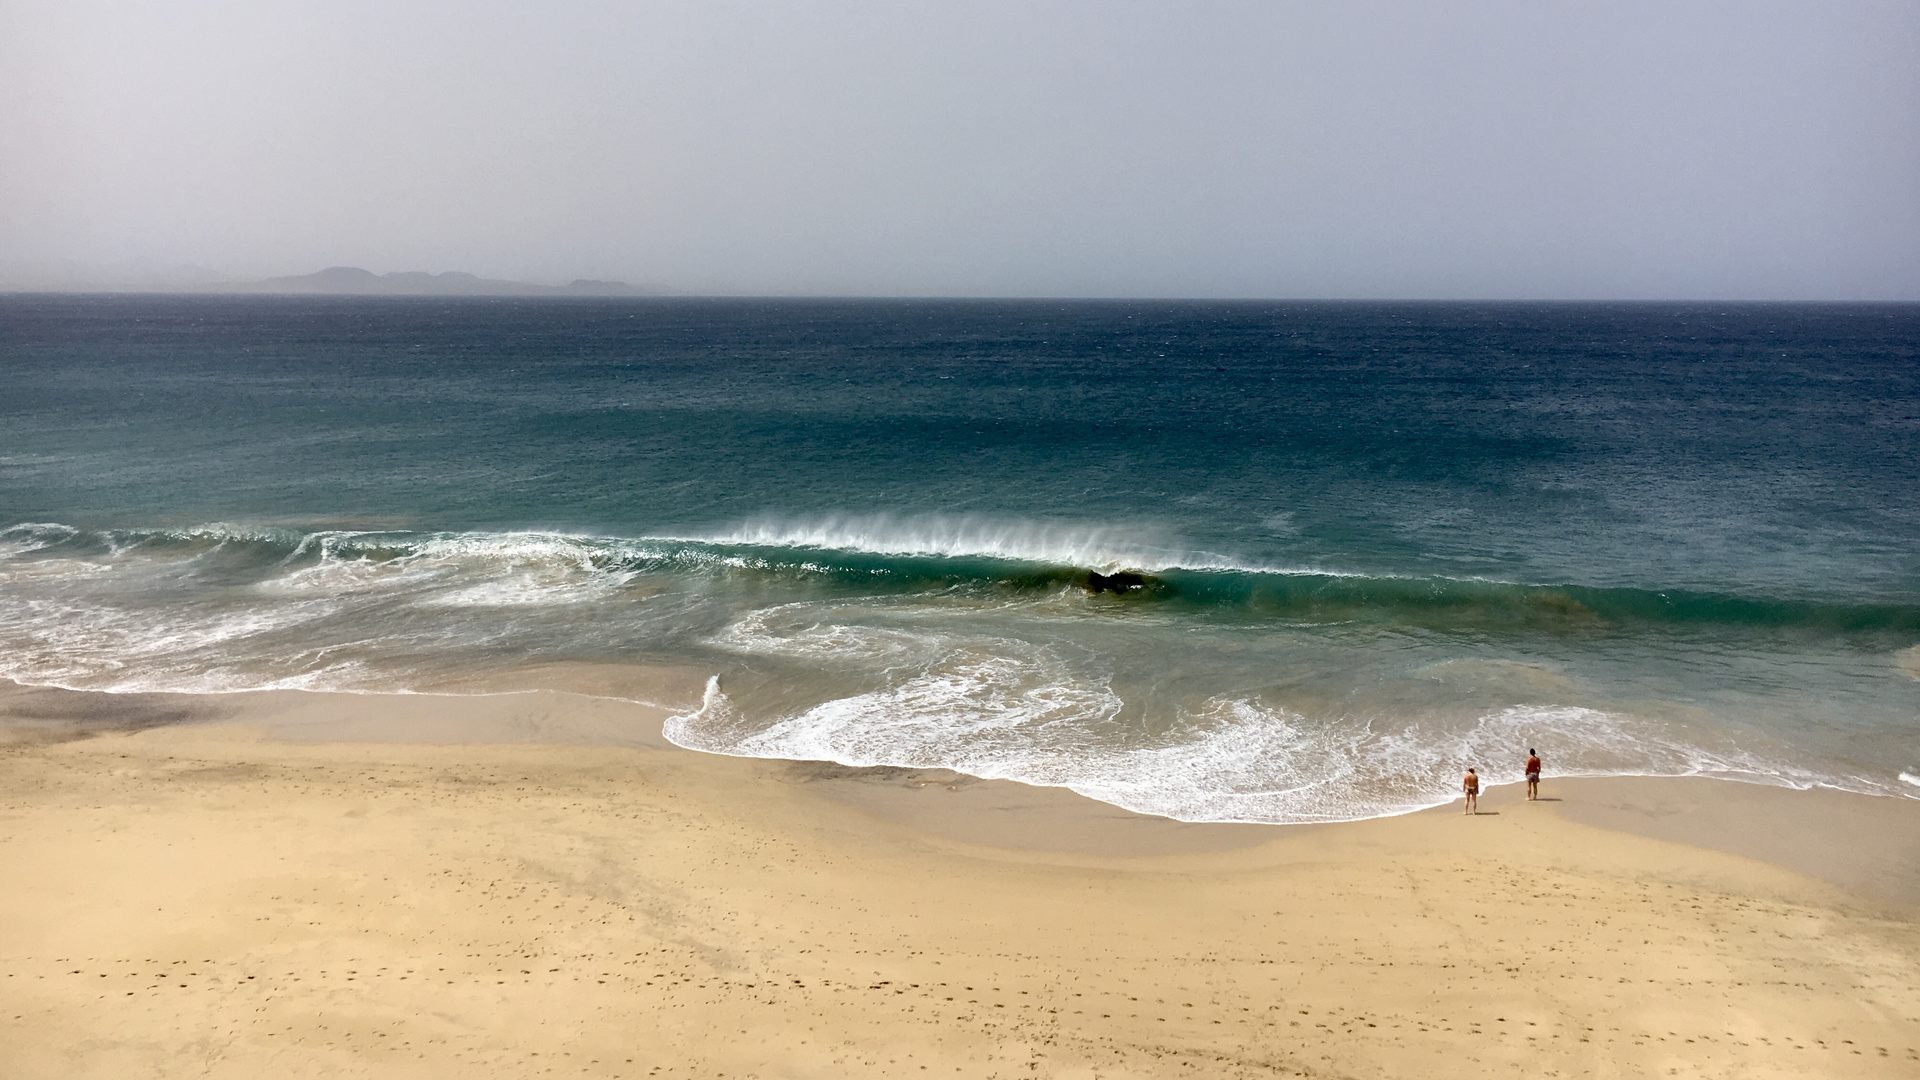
1463,768,1480,815
1525,748,1542,801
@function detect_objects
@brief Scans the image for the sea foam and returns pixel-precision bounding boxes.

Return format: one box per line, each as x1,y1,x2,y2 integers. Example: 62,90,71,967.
668,680,1904,824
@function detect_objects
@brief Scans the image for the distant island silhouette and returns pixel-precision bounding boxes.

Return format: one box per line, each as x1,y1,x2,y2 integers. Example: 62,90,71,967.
243,266,663,297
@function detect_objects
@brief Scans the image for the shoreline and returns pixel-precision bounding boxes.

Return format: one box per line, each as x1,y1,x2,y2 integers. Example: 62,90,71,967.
5,677,1919,895
5,682,1919,1077
4,677,1917,892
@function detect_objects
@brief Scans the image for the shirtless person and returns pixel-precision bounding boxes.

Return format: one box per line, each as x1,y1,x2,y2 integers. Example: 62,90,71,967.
1463,768,1479,815
1525,748,1542,801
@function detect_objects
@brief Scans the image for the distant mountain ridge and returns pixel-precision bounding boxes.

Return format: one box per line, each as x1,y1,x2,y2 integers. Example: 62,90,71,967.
245,267,662,296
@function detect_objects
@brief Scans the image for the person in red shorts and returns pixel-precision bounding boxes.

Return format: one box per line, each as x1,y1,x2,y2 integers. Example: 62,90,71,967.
1462,767,1479,815
1525,748,1542,801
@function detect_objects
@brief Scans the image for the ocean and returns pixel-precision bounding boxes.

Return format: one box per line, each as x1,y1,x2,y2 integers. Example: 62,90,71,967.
3,294,1917,822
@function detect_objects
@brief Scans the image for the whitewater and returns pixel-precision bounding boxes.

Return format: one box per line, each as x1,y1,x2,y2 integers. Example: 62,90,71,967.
3,296,1916,822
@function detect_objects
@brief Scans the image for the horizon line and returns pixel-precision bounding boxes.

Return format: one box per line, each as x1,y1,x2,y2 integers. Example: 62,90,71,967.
5,288,1919,305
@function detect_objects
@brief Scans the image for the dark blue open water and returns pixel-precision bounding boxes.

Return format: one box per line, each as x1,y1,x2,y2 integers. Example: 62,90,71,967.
3,295,1917,820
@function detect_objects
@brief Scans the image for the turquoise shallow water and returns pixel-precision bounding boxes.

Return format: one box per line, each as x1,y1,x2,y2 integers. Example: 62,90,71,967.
2,296,1917,820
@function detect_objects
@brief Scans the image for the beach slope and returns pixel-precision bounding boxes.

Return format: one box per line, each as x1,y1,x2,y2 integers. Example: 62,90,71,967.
3,687,1918,1078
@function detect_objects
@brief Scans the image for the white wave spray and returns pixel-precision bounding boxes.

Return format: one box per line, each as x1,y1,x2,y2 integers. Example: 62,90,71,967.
672,513,1257,572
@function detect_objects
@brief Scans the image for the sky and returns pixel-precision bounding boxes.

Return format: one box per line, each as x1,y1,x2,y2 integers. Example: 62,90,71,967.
2,1,1917,299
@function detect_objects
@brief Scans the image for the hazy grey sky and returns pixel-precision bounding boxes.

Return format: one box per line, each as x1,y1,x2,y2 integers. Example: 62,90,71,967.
3,1,1916,298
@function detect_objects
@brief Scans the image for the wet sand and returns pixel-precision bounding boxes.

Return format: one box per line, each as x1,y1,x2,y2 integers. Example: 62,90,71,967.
3,681,1918,1078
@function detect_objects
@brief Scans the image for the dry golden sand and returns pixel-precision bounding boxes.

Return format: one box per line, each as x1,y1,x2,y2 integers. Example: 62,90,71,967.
3,683,1918,1079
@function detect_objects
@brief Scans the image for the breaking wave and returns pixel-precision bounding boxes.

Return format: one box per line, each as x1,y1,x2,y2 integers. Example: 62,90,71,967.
5,517,1917,819
5,518,1915,636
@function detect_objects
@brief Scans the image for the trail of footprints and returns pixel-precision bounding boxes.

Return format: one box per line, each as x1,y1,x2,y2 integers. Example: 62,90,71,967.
10,938,1919,1078
5,745,1919,1077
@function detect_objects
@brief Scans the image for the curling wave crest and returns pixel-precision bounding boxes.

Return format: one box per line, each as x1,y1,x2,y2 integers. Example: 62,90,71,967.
673,514,1261,573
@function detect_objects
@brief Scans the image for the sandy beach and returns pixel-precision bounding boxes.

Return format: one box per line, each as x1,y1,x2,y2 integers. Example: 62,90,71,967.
4,678,1918,1079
